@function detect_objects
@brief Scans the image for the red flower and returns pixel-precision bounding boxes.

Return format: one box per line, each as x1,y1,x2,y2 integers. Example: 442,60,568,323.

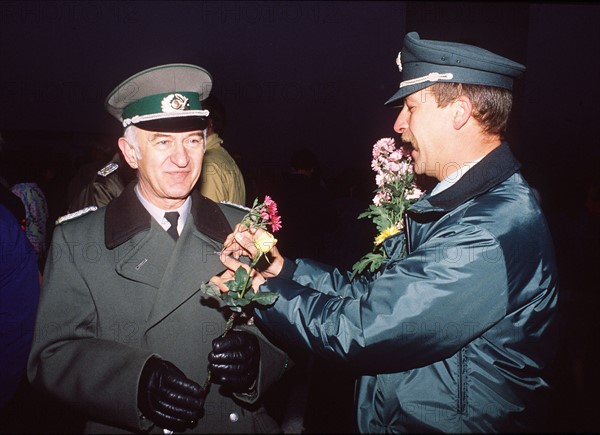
241,195,283,234
261,195,282,232
269,214,282,232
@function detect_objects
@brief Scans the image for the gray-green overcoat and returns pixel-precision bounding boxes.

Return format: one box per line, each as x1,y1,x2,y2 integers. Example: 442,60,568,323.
28,182,289,433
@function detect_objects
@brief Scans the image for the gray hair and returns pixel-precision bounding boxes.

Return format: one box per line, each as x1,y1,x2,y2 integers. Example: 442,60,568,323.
123,126,142,160
122,125,208,159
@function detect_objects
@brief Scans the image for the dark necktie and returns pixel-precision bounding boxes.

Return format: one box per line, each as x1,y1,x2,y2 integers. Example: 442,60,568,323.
164,211,180,241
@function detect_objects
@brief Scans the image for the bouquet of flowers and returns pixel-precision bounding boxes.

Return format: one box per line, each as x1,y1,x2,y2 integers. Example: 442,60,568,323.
351,138,423,279
201,195,281,326
199,195,282,390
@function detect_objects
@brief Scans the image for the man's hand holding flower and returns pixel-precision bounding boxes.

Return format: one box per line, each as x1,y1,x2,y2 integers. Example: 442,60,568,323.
212,225,284,293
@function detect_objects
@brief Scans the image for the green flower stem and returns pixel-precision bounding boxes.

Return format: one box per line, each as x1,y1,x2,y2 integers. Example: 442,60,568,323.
222,311,239,337
238,270,253,300
238,252,262,300
204,253,261,388
203,370,211,391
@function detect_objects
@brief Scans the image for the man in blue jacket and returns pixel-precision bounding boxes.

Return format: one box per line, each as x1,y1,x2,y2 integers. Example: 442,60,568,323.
213,32,559,432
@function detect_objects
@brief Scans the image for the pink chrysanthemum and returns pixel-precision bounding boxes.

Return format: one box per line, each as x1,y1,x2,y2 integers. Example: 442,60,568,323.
260,195,282,232
352,137,423,279
269,214,282,232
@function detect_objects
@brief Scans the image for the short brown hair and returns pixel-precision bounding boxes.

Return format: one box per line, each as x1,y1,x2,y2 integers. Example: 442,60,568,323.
429,83,513,136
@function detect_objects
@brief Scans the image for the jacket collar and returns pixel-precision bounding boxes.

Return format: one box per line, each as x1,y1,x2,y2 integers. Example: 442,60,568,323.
205,132,223,151
408,142,521,219
105,181,232,248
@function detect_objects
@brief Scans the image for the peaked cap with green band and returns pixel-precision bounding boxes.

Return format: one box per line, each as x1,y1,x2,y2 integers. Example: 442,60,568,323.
385,32,525,106
105,63,212,132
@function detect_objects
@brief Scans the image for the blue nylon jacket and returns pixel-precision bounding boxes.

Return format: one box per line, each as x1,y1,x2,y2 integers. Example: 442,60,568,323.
254,143,559,432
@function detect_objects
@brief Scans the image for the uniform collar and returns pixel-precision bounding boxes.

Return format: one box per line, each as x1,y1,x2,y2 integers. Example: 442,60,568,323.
133,184,191,234
104,180,232,248
408,142,521,219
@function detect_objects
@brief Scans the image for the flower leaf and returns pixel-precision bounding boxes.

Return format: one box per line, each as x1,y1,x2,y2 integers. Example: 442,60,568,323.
351,252,386,279
199,281,221,298
251,291,280,306
233,267,249,289
223,278,240,292
243,288,256,300
233,298,252,307
221,292,238,306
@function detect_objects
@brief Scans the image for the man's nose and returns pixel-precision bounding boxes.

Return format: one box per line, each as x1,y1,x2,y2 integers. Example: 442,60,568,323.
393,106,408,133
171,141,189,167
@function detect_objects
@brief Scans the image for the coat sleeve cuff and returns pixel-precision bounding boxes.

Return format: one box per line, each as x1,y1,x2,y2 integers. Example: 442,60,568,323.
277,258,297,280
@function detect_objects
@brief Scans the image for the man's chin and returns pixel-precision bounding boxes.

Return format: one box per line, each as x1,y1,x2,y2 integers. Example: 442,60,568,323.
166,186,194,199
412,159,426,175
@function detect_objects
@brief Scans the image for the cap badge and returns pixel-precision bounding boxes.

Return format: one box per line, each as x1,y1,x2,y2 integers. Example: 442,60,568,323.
396,51,402,72
161,93,190,113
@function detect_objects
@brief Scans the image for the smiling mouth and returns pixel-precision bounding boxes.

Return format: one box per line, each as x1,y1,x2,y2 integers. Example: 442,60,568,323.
167,171,190,179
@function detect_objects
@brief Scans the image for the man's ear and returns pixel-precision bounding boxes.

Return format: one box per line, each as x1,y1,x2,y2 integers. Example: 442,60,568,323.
118,137,138,169
452,96,473,130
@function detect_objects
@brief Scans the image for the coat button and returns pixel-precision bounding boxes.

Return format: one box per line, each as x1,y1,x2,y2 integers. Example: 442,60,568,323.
229,412,239,423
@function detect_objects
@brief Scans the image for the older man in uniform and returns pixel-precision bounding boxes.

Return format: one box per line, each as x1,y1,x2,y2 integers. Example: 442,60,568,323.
28,64,289,434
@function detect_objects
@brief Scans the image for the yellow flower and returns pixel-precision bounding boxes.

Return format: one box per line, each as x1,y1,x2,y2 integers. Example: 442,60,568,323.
374,226,400,246
254,231,277,254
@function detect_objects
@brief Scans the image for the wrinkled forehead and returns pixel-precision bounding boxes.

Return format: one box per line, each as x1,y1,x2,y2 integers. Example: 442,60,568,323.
144,130,204,139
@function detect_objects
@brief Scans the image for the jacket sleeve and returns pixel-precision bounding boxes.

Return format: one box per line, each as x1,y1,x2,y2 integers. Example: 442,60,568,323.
27,224,154,432
0,209,40,408
68,174,124,212
199,151,246,205
254,224,508,374
232,322,291,404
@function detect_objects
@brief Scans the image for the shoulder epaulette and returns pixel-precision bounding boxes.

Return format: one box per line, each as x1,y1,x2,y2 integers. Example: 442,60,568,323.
97,162,119,177
55,206,98,225
219,201,251,212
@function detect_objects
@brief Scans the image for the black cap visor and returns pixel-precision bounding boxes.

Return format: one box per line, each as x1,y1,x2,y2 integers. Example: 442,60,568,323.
135,116,208,133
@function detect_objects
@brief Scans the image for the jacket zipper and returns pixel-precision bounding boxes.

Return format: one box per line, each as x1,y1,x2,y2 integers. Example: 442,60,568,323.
458,348,465,414
403,213,412,254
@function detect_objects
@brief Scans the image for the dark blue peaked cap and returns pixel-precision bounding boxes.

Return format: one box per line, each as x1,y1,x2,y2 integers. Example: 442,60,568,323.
385,32,526,106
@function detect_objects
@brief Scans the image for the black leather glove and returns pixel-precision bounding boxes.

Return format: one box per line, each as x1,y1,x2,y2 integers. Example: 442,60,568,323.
208,330,260,393
138,357,205,432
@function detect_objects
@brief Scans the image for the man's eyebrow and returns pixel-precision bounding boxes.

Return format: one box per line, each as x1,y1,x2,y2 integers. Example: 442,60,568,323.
147,133,172,140
146,131,203,141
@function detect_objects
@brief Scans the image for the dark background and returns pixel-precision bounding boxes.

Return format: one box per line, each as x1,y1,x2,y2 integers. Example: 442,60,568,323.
1,1,599,433
1,1,598,213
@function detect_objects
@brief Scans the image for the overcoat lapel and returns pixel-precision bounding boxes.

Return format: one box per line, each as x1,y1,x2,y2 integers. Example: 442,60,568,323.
145,213,226,329
105,182,233,329
114,220,174,288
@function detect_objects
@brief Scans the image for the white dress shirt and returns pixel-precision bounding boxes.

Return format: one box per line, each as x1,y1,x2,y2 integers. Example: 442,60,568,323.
134,184,191,236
